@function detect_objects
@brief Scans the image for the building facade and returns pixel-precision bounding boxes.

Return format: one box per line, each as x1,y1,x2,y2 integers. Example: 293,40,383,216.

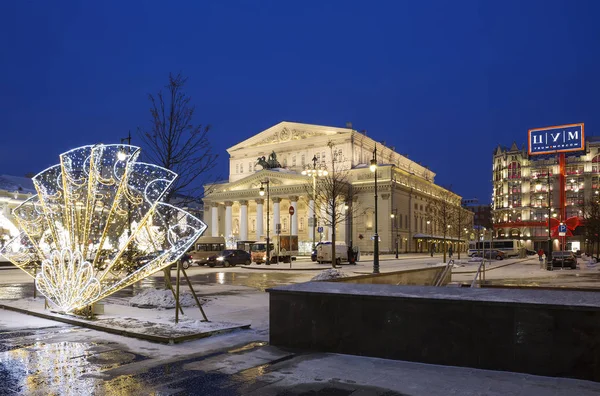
203,122,473,255
492,138,600,252
0,175,36,248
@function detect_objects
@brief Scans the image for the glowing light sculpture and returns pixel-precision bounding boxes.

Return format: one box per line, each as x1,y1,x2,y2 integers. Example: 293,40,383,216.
0,144,207,314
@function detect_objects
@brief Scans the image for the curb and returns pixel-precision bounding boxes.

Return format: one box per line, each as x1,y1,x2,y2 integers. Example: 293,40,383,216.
241,265,327,271
0,303,250,344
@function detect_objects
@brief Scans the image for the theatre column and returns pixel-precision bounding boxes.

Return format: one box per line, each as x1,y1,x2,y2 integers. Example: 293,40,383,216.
256,198,264,240
224,201,233,239
290,196,298,235
211,203,219,237
239,200,248,241
272,197,281,235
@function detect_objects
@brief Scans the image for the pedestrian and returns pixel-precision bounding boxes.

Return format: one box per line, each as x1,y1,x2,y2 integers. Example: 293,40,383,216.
430,244,434,257
448,246,453,259
538,248,544,268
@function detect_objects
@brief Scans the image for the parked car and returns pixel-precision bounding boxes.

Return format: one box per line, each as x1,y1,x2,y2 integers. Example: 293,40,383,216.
134,251,192,270
525,249,537,256
551,251,577,269
471,249,505,260
207,249,252,267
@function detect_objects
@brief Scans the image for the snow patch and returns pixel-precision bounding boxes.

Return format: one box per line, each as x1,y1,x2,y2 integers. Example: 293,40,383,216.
129,288,203,309
311,268,349,281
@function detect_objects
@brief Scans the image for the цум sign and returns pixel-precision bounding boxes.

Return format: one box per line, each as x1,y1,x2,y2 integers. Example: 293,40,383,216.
528,123,584,155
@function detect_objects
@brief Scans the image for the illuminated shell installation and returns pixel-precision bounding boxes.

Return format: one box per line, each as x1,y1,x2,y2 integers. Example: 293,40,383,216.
0,144,206,313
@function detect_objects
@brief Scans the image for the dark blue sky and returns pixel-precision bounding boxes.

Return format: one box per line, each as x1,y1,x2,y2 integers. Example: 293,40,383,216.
1,0,599,203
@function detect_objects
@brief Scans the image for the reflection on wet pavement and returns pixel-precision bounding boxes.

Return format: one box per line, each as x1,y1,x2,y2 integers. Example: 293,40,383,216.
0,329,149,395
184,271,307,292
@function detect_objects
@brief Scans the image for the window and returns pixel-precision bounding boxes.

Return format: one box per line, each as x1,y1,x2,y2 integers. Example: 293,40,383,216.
494,160,503,181
366,211,373,230
283,218,288,232
338,149,343,161
321,151,326,166
300,218,304,231
399,214,402,229
292,156,296,167
240,164,243,173
301,154,305,166
251,219,255,232
235,164,239,174
593,155,600,173
508,161,521,179
249,162,253,172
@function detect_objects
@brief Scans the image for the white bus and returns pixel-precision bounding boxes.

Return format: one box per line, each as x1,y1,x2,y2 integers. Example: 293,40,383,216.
468,239,522,257
188,236,226,265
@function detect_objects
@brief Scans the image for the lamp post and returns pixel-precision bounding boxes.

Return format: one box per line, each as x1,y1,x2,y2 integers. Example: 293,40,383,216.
259,180,271,265
391,209,398,258
547,170,552,264
370,145,379,274
301,155,328,250
427,220,432,256
118,131,132,262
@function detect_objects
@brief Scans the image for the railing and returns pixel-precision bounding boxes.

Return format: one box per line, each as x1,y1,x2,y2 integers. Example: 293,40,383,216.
434,259,454,287
470,259,486,287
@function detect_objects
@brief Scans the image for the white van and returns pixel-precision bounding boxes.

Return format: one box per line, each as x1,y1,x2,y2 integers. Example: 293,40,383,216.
316,242,349,265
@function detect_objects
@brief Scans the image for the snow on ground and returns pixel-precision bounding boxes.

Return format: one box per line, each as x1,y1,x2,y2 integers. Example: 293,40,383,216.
311,268,349,281
129,288,203,308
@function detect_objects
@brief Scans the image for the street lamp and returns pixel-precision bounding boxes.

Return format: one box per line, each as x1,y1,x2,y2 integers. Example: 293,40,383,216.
301,155,328,250
118,131,132,161
427,220,431,255
259,180,271,265
119,131,132,262
370,144,379,274
391,209,398,258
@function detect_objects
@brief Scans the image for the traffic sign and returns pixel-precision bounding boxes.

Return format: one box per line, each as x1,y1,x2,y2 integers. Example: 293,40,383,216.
317,226,323,233
558,223,567,237
289,206,295,215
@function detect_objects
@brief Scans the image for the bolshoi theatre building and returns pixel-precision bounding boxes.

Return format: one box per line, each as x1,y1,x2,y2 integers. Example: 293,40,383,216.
203,121,472,255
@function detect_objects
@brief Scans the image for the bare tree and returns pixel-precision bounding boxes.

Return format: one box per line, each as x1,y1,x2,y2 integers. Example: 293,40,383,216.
453,206,473,260
430,190,458,263
580,196,600,258
138,72,218,204
137,72,218,288
307,141,357,268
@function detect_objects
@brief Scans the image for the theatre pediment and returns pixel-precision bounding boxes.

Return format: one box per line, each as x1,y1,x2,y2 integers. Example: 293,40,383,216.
228,121,347,152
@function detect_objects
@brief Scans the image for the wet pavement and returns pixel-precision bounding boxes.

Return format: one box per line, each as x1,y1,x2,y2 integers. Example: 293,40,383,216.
0,324,406,395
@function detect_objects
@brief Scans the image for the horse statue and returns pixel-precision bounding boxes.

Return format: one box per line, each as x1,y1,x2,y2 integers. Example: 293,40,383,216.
267,151,281,168
256,151,282,170
256,156,269,170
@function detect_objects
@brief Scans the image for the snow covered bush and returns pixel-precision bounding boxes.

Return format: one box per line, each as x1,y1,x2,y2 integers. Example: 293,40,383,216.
129,288,198,309
311,268,349,281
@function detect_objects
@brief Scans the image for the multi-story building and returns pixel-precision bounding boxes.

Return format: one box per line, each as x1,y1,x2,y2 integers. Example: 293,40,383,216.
492,138,600,252
203,121,473,255
0,175,36,248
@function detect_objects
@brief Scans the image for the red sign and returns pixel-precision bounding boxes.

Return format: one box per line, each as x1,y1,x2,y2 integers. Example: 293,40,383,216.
289,206,295,215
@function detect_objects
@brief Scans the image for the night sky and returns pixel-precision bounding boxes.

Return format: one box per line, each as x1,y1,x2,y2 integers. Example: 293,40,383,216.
1,0,599,203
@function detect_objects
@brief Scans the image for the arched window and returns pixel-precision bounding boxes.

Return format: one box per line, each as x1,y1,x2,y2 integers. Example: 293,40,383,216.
592,155,600,173
494,160,503,181
508,161,521,179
